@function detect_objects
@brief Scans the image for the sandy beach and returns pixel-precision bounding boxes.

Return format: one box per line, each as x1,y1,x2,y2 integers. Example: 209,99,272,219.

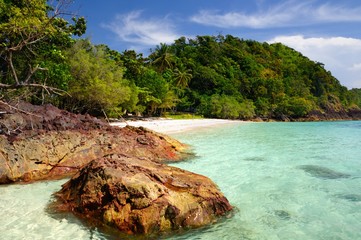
110,118,244,134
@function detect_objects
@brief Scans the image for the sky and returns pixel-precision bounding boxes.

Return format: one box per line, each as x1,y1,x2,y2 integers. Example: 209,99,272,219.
69,0,361,89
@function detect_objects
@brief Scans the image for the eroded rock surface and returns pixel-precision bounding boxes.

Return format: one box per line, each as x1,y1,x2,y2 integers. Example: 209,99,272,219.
0,102,189,183
54,154,233,235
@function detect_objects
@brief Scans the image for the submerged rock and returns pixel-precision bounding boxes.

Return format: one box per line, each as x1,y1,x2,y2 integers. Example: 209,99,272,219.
243,156,266,162
335,194,361,202
298,165,351,179
53,154,233,236
274,210,292,220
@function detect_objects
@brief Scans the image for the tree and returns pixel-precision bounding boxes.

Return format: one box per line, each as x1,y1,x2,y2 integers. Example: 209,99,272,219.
149,43,174,72
197,94,255,119
164,34,359,119
173,66,192,89
64,40,132,115
158,90,178,113
120,50,145,81
135,68,170,115
0,0,86,97
287,97,314,117
349,88,361,109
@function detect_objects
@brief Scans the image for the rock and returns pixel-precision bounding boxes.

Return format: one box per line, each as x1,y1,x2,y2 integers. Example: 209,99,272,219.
53,154,233,235
0,126,190,183
0,101,107,135
0,102,191,183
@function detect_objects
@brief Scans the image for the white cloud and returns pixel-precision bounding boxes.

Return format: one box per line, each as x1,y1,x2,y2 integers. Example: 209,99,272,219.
350,63,361,71
190,1,361,28
103,11,180,49
268,35,361,89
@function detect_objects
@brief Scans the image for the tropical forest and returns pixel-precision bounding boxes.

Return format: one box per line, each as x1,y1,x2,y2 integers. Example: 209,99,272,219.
1,0,361,121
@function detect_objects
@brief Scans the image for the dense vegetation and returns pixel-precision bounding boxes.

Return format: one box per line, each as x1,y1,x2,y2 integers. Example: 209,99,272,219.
1,0,361,120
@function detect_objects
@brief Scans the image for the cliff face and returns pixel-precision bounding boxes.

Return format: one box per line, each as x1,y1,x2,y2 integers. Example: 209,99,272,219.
0,102,189,183
53,154,233,235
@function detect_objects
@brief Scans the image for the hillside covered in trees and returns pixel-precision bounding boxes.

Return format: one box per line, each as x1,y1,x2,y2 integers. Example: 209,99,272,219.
1,0,361,120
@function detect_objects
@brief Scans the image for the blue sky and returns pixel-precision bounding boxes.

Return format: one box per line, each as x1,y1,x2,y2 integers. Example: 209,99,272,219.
70,0,361,89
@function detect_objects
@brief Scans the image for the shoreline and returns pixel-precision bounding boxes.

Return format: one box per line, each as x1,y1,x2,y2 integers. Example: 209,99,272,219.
110,118,245,134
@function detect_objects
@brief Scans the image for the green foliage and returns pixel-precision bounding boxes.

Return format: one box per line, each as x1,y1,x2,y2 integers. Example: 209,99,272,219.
64,40,132,115
1,0,357,123
119,50,145,82
173,67,192,89
286,97,315,117
149,43,175,72
349,89,361,109
162,112,203,119
0,0,86,102
144,35,358,119
197,94,255,119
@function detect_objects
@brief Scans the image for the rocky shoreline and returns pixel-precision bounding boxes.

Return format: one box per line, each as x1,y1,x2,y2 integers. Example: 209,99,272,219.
0,101,233,236
2,101,360,237
264,108,361,122
0,102,191,183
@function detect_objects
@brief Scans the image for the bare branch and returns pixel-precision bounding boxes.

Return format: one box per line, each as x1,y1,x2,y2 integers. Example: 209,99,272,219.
8,52,19,85
49,0,77,18
8,34,47,52
0,82,69,96
24,64,48,84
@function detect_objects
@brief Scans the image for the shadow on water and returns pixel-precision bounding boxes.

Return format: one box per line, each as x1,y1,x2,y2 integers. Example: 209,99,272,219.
334,194,361,202
298,165,351,179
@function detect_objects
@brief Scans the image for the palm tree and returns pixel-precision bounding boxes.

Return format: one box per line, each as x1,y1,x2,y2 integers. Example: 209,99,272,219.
173,67,192,89
150,43,174,72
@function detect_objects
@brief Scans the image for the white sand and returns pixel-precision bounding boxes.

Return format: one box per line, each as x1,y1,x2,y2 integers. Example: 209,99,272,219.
110,118,244,134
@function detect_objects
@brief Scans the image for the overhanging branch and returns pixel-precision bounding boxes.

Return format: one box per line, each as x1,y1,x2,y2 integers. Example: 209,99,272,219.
0,82,69,96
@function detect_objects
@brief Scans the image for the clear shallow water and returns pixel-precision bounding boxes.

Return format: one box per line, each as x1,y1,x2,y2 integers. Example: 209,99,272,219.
0,179,110,239
1,121,361,239
170,121,361,240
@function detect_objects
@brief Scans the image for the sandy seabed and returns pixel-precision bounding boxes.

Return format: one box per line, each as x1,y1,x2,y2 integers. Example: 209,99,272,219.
110,118,244,134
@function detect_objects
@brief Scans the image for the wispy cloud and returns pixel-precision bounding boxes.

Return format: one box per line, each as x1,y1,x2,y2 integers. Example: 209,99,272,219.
268,35,361,88
190,1,361,28
103,11,180,49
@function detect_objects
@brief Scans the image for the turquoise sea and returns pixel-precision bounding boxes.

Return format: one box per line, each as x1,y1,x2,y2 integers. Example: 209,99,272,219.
1,121,361,239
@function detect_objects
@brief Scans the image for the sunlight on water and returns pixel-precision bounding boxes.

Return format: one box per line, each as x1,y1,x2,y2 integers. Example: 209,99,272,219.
0,179,111,240
170,121,361,240
1,121,361,239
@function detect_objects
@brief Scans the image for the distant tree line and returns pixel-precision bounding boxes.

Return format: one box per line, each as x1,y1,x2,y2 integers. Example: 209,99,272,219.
1,0,361,119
